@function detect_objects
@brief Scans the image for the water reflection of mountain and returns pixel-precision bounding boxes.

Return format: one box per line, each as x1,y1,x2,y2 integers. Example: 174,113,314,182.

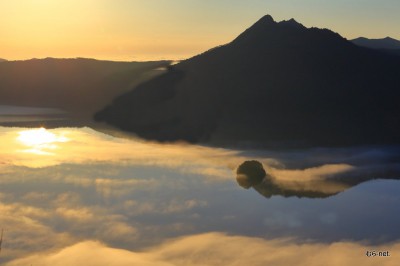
236,160,400,199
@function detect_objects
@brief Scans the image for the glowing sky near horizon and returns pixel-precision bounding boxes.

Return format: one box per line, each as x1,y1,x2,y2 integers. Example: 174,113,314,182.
1,0,399,61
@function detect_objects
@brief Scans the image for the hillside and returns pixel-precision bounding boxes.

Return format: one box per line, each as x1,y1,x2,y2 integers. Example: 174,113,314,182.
0,58,170,121
351,37,400,50
95,15,400,147
351,37,400,56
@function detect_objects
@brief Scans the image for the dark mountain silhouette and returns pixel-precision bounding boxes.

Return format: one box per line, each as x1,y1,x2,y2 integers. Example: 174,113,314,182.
0,59,6,62
352,37,400,56
0,58,170,122
95,15,400,147
352,37,400,50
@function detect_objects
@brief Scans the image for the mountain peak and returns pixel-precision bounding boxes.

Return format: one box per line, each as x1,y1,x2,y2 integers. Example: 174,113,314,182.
249,14,276,29
257,14,275,24
230,14,278,45
279,18,306,29
231,14,345,48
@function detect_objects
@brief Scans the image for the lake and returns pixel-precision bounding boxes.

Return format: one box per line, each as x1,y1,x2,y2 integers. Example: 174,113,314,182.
0,123,400,265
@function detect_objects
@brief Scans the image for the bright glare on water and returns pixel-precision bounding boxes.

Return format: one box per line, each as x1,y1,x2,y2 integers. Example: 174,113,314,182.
1,126,400,265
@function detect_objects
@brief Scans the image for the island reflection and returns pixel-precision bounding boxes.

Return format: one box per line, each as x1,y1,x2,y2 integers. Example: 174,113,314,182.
236,160,400,198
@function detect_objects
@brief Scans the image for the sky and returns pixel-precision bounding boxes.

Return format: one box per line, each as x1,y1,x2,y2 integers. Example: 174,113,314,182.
1,0,399,61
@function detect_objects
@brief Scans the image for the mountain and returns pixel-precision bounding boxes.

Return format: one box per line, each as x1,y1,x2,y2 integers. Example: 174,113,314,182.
95,15,400,147
351,37,400,50
0,58,7,62
0,58,170,121
351,37,400,56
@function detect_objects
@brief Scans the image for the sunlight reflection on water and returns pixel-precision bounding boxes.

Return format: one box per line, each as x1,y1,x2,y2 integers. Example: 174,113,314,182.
1,126,244,174
0,126,400,265
17,128,69,155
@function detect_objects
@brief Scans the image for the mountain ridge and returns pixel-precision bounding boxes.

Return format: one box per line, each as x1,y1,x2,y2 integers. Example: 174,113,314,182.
0,58,171,122
95,15,400,147
351,36,400,50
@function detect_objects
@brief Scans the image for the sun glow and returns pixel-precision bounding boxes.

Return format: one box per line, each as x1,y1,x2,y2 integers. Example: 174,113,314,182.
17,128,69,155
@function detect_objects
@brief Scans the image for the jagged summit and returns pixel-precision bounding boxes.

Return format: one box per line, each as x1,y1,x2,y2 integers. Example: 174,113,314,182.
230,13,348,51
245,15,306,30
279,18,306,29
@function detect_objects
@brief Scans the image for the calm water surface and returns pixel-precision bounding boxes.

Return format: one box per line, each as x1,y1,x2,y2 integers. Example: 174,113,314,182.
0,125,400,265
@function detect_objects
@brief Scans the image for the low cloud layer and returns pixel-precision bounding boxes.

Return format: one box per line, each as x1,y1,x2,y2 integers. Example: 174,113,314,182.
5,233,400,266
0,127,246,179
0,126,399,264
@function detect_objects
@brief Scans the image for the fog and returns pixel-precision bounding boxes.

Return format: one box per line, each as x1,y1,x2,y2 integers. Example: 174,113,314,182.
0,126,399,264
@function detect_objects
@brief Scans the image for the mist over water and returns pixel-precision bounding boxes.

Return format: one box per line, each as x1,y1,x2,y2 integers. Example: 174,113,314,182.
0,125,400,265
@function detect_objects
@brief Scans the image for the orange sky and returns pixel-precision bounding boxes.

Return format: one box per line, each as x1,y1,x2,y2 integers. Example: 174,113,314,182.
1,0,399,61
